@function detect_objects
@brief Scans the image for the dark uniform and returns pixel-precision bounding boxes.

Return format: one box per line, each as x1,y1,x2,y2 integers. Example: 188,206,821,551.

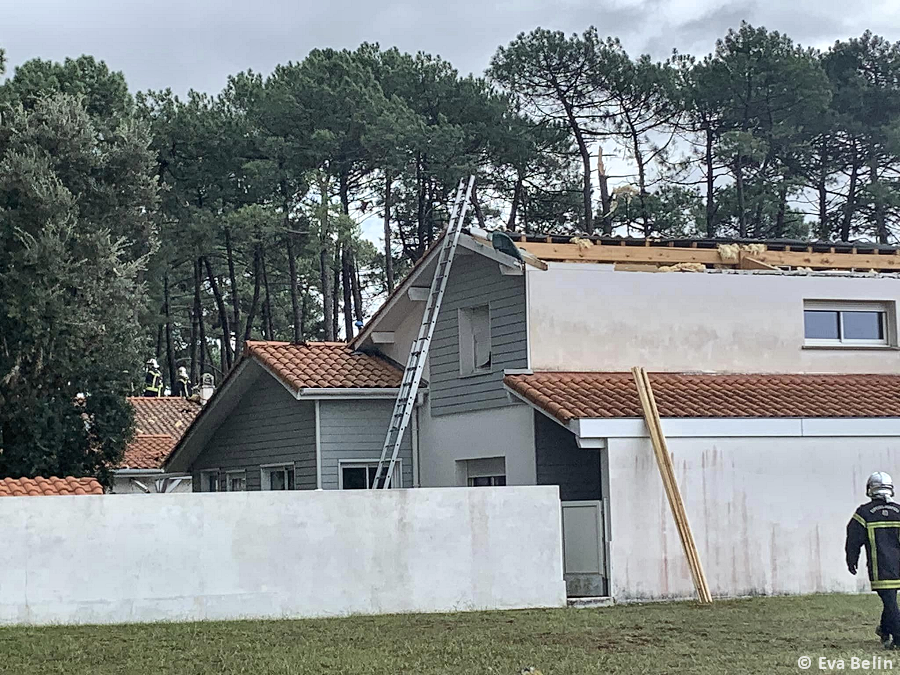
143,367,163,397
173,375,192,398
846,499,900,643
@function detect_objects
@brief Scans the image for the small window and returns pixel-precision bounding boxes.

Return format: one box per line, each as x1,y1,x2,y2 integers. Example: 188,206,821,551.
201,471,219,493
804,301,893,347
226,471,246,492
261,465,295,491
461,456,506,487
339,461,401,489
459,305,491,376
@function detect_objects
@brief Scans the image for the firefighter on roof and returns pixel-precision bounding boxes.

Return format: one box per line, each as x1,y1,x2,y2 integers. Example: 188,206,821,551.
173,366,192,398
847,471,900,649
142,358,163,397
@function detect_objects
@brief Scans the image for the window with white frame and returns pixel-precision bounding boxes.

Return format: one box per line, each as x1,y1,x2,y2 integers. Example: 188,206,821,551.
462,456,506,487
803,300,894,347
201,470,219,493
339,461,401,489
261,464,295,491
226,471,246,492
459,305,491,376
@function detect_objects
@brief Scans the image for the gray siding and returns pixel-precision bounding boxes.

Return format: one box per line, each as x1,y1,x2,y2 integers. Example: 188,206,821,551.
429,252,527,416
192,374,317,491
534,412,601,501
318,399,413,489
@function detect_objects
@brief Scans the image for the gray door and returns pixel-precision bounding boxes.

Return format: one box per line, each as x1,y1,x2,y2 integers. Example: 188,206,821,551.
561,500,607,597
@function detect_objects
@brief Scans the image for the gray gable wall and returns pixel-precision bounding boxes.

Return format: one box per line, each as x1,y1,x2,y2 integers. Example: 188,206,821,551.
318,399,413,489
191,373,317,490
428,252,528,416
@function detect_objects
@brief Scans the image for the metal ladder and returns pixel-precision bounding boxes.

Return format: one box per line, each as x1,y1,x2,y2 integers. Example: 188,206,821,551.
371,175,476,489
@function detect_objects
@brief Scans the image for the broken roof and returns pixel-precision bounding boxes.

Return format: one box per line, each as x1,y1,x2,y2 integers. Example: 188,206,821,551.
0,476,104,497
505,372,900,423
121,434,177,470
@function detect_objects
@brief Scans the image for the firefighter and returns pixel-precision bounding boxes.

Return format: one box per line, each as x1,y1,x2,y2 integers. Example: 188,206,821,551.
173,366,192,398
143,358,163,397
847,471,900,649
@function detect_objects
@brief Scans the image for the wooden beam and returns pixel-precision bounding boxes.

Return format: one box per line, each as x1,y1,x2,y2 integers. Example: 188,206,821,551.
517,242,900,271
738,255,778,271
518,242,721,265
631,367,713,604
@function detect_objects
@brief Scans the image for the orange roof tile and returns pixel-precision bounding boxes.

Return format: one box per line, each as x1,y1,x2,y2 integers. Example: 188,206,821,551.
120,434,177,470
504,372,900,423
247,341,403,391
119,397,203,470
0,476,103,497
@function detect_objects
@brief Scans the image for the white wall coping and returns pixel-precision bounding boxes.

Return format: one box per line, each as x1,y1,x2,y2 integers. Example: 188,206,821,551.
572,416,900,439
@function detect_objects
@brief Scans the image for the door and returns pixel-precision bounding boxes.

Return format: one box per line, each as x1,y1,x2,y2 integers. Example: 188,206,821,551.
561,500,607,597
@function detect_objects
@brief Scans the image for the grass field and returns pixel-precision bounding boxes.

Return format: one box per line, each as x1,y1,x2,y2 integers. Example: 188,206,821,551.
0,594,892,674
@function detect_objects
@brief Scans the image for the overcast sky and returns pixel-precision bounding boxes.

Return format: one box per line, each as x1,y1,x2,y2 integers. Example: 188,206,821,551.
4,0,900,96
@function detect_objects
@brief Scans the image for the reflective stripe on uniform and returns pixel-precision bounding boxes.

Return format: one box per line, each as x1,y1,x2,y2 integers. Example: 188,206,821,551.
853,513,867,527
865,521,900,584
872,579,900,590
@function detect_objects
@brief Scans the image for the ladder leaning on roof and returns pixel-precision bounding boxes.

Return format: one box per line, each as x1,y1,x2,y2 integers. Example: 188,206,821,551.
371,175,476,489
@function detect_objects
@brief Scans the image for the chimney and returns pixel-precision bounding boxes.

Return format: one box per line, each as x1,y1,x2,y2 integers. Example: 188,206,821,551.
199,372,215,405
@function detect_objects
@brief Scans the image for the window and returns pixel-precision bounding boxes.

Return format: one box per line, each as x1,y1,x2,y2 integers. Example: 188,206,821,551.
339,461,401,489
201,470,219,493
804,301,894,347
261,464,295,491
459,305,491,376
460,456,506,488
226,471,246,492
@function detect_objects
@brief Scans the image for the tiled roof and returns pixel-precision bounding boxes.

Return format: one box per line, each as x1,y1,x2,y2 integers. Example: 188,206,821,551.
504,372,900,422
121,397,202,470
0,476,104,497
120,434,177,470
247,341,403,391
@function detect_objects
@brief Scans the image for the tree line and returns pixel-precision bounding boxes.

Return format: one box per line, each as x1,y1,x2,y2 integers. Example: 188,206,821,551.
2,22,900,479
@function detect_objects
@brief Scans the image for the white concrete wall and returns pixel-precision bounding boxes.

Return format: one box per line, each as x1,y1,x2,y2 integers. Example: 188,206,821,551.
527,264,900,373
606,435,900,601
0,486,565,626
417,402,536,487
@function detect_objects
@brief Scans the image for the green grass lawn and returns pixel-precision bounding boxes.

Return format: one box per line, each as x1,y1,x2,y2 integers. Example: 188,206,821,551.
0,594,893,674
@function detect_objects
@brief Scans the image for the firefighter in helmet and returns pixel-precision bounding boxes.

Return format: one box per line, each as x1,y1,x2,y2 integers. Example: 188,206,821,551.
173,366,193,398
143,358,163,397
847,471,900,649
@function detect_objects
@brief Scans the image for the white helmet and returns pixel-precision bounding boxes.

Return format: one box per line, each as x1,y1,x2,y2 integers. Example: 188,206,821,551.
177,366,188,379
146,358,159,369
867,472,894,500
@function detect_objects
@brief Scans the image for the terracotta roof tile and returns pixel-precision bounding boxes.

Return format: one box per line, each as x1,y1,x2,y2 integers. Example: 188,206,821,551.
0,476,103,497
247,341,403,391
120,397,203,470
504,372,900,422
120,434,177,470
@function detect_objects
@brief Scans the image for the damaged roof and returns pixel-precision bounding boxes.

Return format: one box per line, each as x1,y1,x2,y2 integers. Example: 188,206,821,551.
122,397,202,471
505,372,900,423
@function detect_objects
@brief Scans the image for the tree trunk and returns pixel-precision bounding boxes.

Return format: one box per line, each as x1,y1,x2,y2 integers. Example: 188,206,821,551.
383,171,395,292
203,257,233,369
351,253,364,323
285,235,302,343
871,155,889,244
774,182,788,238
300,283,308,340
332,249,341,340
704,125,716,238
341,244,354,340
508,175,522,231
155,322,163,361
224,226,242,359
416,154,427,258
319,243,334,341
198,278,207,379
841,154,859,242
243,246,262,345
470,181,486,229
734,157,747,238
163,272,175,391
190,259,201,383
597,146,612,235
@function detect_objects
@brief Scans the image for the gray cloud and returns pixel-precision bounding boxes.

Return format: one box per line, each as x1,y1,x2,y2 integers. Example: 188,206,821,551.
2,0,899,95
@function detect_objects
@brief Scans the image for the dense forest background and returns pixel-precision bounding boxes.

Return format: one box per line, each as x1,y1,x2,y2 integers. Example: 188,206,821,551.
4,21,900,406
